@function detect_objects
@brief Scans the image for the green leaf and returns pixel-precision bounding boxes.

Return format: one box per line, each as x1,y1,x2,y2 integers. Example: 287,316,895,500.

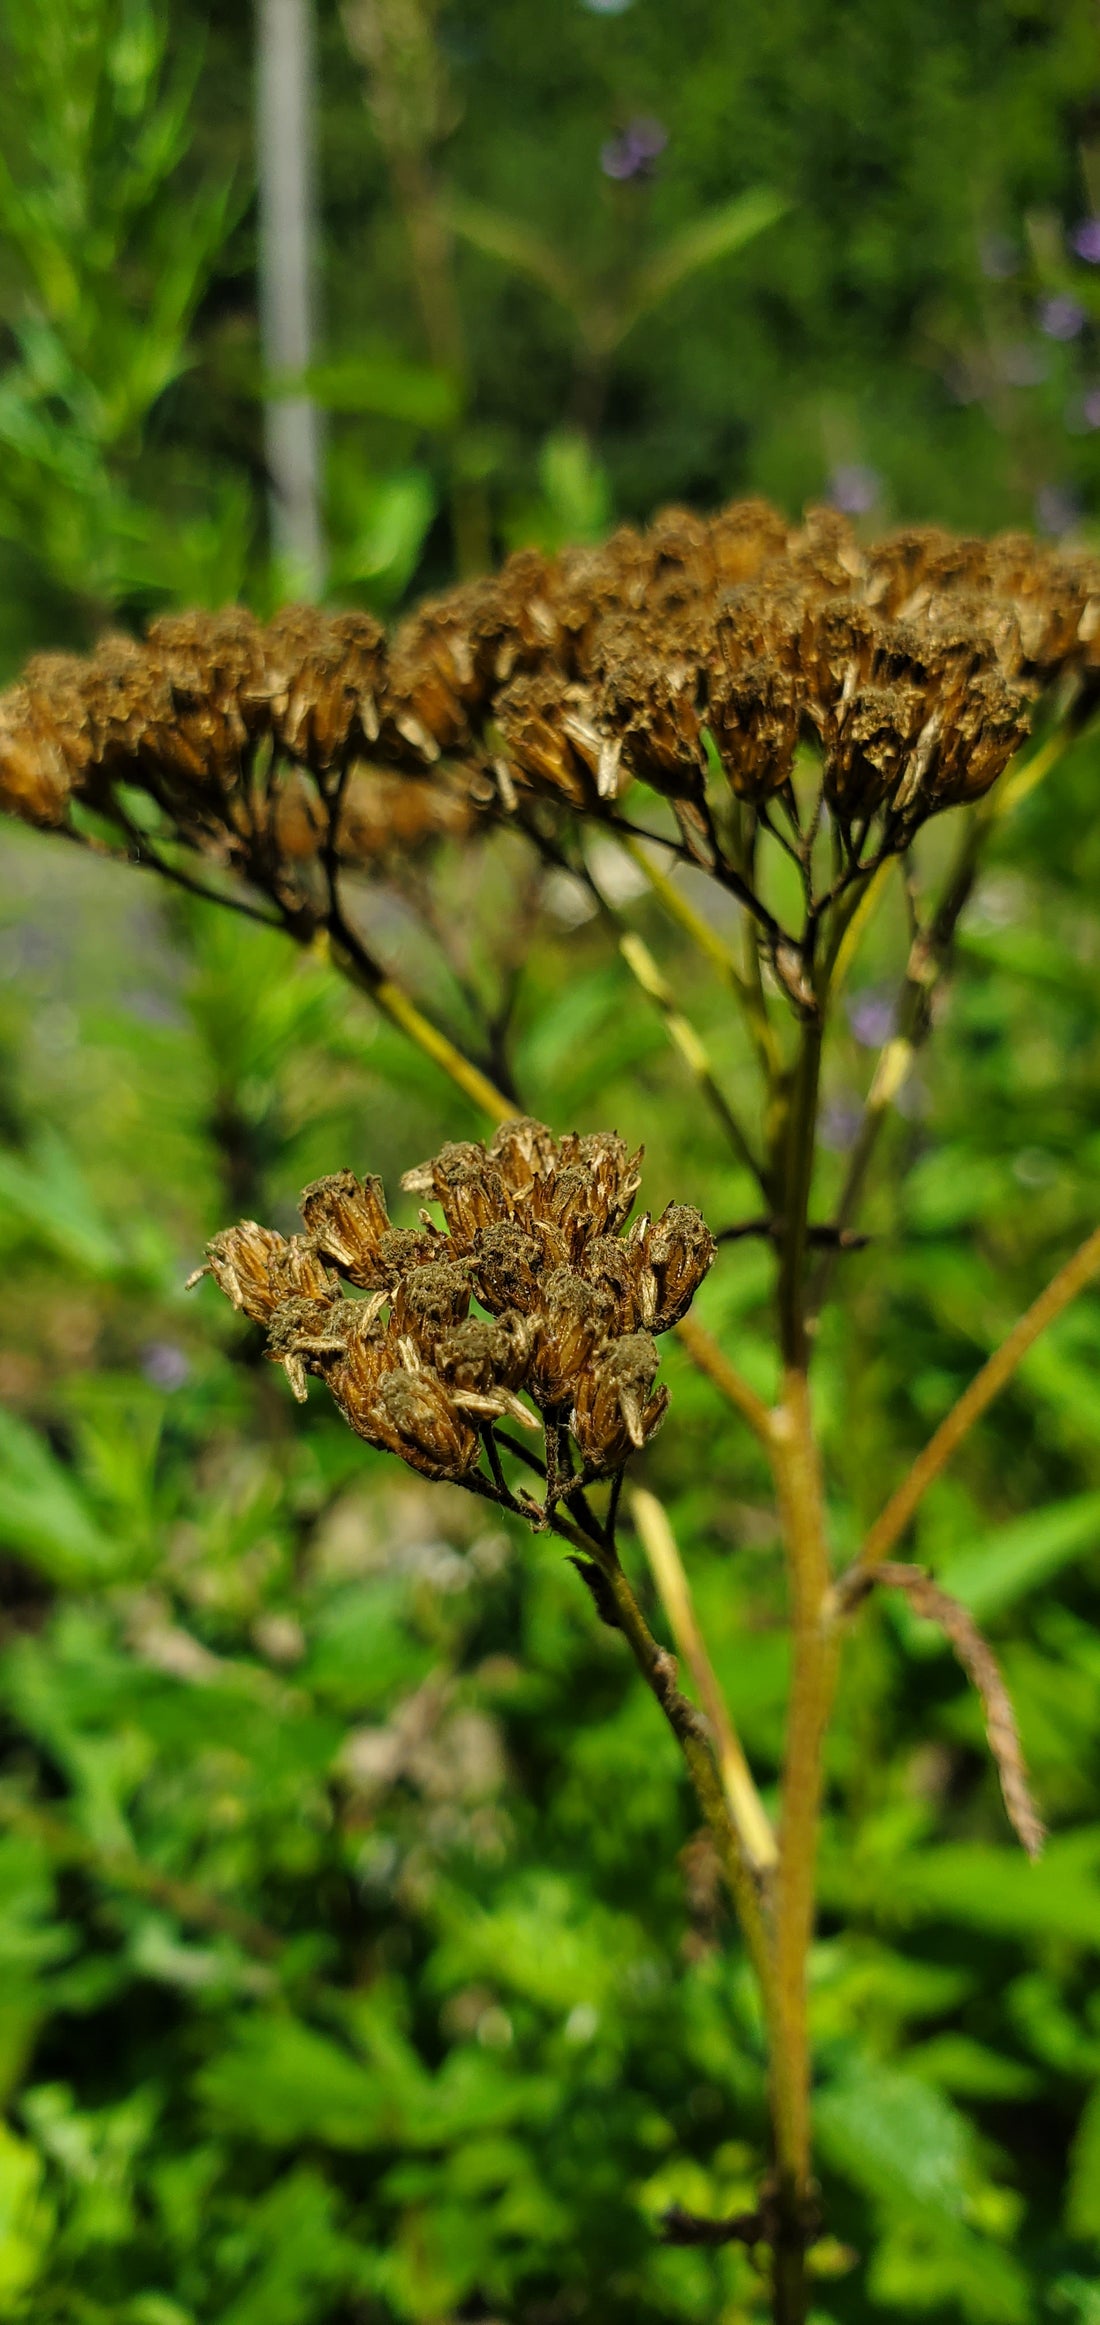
1068,2083,1100,2241
619,189,790,341
441,194,584,315
0,1131,122,1276
281,354,461,431
936,1494,1100,1620
904,2033,1038,2101
335,470,437,599
0,1410,119,1586
195,2018,388,2151
816,2057,972,2217
215,2168,365,2325
867,1832,1100,1948
0,2123,51,2308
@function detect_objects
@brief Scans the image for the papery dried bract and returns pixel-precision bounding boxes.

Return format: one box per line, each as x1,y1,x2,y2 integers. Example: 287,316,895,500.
194,1224,333,1325
369,1367,482,1481
391,1261,472,1353
571,1332,668,1473
634,1204,718,1332
299,1169,391,1285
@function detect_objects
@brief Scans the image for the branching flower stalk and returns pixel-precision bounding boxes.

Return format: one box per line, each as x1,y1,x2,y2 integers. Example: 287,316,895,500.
5,496,1100,2321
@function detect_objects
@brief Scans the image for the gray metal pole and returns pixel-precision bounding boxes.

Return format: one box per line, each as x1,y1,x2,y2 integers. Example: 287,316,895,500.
256,0,325,593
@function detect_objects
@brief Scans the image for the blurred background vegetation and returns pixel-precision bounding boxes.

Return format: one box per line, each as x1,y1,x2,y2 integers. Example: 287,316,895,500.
4,2,1100,2320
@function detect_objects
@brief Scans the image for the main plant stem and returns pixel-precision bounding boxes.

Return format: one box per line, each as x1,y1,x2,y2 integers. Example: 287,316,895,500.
767,1005,833,2321
768,1371,836,2322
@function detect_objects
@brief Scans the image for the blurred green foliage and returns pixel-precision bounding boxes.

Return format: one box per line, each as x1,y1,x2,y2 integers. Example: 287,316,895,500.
5,2,1100,2321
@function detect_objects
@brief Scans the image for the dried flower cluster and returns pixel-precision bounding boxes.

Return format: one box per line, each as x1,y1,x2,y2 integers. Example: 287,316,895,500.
1,499,1094,912
190,1117,715,1507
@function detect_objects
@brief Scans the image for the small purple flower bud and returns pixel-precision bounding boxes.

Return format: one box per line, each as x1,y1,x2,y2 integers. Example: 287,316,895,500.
1072,218,1100,264
1038,295,1086,341
847,991,895,1049
600,116,668,181
826,463,881,517
1083,386,1100,429
1035,483,1082,538
142,1342,190,1391
819,1098,863,1154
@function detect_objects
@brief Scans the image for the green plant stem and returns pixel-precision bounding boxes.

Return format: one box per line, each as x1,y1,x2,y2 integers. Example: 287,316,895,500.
591,1543,776,2004
325,928,515,1122
775,1018,824,1369
849,1218,1100,1577
618,930,767,1191
672,1314,775,1446
768,1369,837,2325
618,829,782,1079
809,726,1075,1316
630,1486,777,1876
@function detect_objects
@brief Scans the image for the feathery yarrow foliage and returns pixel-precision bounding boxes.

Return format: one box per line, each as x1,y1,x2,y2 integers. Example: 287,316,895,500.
1,498,1096,948
190,1116,715,1514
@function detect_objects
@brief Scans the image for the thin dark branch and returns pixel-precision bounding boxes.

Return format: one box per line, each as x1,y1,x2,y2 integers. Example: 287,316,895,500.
108,803,287,931
715,1217,872,1252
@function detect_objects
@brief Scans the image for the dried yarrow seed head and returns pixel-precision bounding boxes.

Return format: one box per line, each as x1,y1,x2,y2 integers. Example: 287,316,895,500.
2,496,1087,901
190,1119,714,1503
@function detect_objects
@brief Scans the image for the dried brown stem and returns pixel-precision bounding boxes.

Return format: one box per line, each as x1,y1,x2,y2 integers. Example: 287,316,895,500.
838,1562,1044,1857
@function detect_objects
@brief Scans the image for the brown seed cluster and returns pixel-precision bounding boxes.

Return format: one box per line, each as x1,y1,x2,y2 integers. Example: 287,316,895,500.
1,498,1094,886
0,607,474,923
189,1117,715,1497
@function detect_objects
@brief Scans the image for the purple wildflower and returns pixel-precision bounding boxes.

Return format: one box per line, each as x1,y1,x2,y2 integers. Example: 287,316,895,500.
1035,484,1082,538
600,116,668,182
826,463,881,517
847,991,895,1049
1038,295,1087,341
1072,219,1100,264
141,1342,191,1391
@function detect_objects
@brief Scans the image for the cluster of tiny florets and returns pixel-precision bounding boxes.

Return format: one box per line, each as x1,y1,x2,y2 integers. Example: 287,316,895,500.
2,498,1095,907
190,1118,715,1496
